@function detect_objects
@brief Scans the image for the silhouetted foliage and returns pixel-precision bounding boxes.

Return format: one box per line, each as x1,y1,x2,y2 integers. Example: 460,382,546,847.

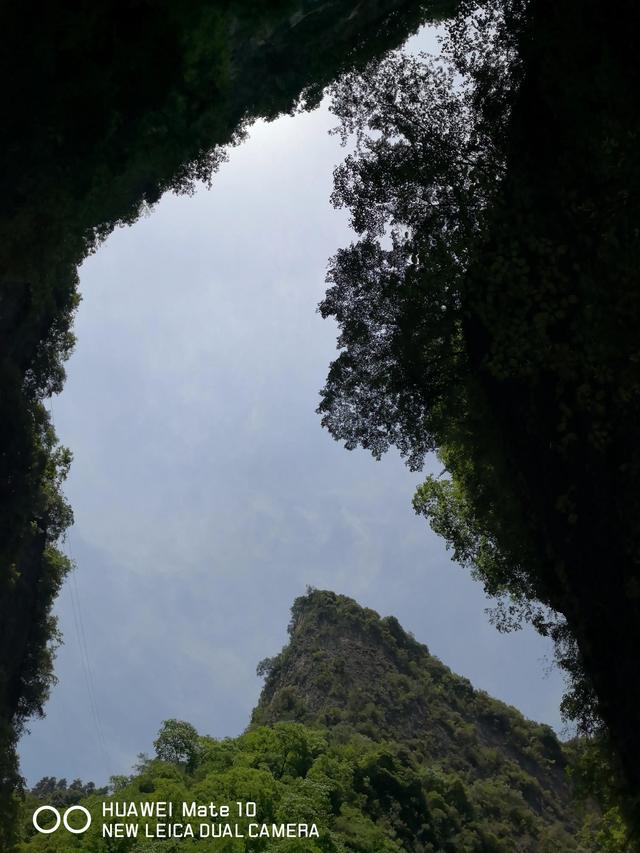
253,590,598,849
28,777,107,807
318,0,640,837
154,719,202,770
0,1,455,844
319,0,521,468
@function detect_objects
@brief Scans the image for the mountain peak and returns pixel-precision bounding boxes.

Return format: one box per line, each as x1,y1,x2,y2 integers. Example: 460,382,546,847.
253,588,583,838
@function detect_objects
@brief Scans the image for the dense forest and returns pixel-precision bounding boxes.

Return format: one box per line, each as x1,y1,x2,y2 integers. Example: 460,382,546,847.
0,1,452,846
2,0,640,847
316,0,640,841
17,590,617,851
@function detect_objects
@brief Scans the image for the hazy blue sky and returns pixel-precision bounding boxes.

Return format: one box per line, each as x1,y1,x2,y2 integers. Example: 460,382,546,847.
19,27,565,787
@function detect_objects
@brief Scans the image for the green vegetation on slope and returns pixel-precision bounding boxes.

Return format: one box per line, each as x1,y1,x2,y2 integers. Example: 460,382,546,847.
254,588,605,850
17,590,608,851
16,722,573,852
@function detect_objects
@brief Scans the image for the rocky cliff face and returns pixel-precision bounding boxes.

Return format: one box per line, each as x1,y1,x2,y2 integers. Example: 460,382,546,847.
253,589,588,841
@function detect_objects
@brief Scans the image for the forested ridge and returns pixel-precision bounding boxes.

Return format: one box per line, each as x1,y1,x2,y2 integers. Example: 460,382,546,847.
316,0,640,841
17,591,605,851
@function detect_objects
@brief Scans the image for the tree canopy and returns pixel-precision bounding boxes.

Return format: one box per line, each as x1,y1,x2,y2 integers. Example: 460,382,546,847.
318,0,640,836
15,591,617,849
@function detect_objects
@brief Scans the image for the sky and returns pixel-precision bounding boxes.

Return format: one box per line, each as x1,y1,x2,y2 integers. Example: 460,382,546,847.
19,26,566,787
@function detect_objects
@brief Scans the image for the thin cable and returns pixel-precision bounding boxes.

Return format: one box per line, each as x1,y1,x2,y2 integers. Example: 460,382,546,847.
47,393,114,781
65,532,114,782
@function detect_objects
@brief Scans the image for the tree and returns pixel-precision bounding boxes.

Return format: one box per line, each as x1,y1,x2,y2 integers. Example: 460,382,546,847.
319,0,640,832
154,719,201,770
319,1,522,467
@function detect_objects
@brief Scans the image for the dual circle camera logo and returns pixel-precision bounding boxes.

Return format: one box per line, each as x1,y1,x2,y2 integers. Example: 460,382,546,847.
32,805,92,834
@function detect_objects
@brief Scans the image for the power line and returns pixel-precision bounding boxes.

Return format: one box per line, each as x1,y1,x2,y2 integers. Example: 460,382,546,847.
47,393,114,782
65,533,114,782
